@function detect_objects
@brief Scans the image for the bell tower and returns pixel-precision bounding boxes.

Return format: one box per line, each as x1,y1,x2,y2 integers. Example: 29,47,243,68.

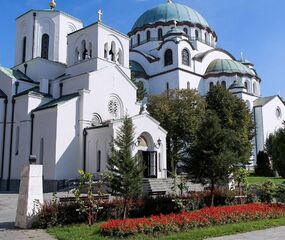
14,1,83,66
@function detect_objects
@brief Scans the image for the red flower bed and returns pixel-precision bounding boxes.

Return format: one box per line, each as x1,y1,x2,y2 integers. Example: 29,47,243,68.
100,203,285,237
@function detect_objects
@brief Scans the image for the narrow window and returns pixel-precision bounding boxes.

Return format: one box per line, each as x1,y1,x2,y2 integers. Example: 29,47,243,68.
187,81,190,89
195,30,199,40
158,153,161,172
41,34,49,59
221,81,226,88
97,150,101,172
109,42,116,62
130,38,133,48
39,138,44,164
183,28,188,34
104,43,108,59
81,40,88,60
166,82,169,93
164,49,173,66
245,81,248,91
182,48,190,66
15,126,20,155
204,33,207,43
146,30,151,42
209,82,214,90
89,42,92,58
137,34,141,45
158,28,163,41
22,37,27,63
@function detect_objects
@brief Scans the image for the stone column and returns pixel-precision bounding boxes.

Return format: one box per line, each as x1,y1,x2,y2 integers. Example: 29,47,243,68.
15,164,43,229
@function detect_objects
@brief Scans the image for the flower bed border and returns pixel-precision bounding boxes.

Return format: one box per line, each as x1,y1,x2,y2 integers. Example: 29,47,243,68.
100,203,285,237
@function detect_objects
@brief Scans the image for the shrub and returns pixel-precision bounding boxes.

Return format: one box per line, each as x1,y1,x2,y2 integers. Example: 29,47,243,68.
275,185,285,203
100,203,285,237
255,151,274,177
257,180,276,203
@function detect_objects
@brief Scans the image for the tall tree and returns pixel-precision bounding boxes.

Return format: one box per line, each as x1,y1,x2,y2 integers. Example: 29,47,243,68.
265,122,285,178
185,110,239,206
147,89,206,174
107,115,144,219
206,85,255,164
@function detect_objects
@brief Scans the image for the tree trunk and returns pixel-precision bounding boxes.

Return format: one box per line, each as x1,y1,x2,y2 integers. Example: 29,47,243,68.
123,198,128,219
210,181,215,207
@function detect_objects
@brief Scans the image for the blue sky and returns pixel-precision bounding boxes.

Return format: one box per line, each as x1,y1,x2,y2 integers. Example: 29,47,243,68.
1,0,285,97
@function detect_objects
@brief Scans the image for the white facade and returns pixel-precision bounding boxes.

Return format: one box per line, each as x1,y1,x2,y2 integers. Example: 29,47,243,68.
129,1,285,166
0,8,167,191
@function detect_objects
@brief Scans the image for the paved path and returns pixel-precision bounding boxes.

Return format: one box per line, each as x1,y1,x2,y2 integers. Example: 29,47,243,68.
207,226,285,240
0,193,60,240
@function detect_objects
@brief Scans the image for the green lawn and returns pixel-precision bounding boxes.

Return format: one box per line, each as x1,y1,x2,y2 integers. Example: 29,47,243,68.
247,176,285,185
48,217,285,240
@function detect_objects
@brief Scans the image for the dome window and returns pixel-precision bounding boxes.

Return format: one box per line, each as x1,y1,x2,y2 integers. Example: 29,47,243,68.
164,49,173,66
276,107,282,120
195,29,199,40
158,28,163,41
221,81,226,88
182,48,190,66
137,34,141,45
187,81,190,89
147,31,151,42
209,82,214,90
183,28,188,34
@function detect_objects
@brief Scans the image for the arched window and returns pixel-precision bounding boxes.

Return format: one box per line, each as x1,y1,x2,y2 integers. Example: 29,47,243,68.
276,107,282,120
245,81,248,91
75,47,80,62
130,38,133,48
104,43,108,59
15,126,20,155
41,34,49,59
146,30,151,42
88,42,92,58
195,29,199,40
22,37,27,63
183,28,188,34
182,48,190,66
109,41,116,62
164,49,173,66
221,81,226,88
204,33,208,43
158,28,163,41
137,34,141,45
253,82,257,95
209,82,214,90
187,81,190,89
39,138,44,164
118,49,123,65
81,40,88,60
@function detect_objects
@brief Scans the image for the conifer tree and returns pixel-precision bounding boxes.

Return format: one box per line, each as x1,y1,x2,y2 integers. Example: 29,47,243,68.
107,115,144,219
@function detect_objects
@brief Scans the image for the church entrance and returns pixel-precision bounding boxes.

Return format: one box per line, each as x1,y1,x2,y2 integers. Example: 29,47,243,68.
141,151,157,178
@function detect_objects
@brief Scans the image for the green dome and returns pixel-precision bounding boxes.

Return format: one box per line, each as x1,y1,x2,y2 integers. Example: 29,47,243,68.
131,2,209,32
205,59,254,77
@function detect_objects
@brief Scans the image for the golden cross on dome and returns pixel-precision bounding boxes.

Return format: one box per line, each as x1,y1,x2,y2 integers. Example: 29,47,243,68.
49,0,56,10
98,9,103,23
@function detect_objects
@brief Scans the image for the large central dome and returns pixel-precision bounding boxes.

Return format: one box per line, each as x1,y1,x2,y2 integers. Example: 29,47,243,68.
131,2,210,32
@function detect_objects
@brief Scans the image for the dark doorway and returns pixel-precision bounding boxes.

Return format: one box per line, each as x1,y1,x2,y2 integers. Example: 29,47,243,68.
142,151,157,178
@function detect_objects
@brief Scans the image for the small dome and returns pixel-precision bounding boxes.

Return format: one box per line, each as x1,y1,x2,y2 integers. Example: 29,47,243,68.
205,59,254,77
130,61,148,78
229,80,246,90
166,27,185,35
131,2,210,32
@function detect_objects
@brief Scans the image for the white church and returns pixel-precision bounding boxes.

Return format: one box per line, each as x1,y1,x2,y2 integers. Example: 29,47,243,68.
0,0,284,191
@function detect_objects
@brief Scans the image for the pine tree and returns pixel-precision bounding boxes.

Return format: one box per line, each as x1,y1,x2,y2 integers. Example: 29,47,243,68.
107,115,144,219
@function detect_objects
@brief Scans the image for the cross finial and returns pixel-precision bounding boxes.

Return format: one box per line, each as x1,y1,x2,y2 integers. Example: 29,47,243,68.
173,20,177,28
98,9,103,23
49,0,56,10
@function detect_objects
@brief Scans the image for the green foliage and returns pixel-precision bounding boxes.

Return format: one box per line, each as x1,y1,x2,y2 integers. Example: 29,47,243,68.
206,85,255,164
185,110,239,206
131,74,147,102
72,170,105,225
257,180,276,203
147,89,206,174
234,168,249,187
265,123,285,178
107,115,144,219
255,151,274,177
275,185,285,203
